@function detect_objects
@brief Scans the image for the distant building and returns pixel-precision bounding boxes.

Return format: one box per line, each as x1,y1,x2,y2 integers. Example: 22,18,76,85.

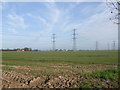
16,49,24,52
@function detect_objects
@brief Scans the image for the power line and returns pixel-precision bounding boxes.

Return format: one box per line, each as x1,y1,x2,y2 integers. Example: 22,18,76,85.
113,41,115,50
52,34,56,51
96,41,98,50
107,43,110,50
72,29,77,51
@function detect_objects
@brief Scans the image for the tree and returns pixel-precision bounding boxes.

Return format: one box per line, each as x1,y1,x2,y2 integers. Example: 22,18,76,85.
24,47,30,51
29,48,32,51
106,0,120,24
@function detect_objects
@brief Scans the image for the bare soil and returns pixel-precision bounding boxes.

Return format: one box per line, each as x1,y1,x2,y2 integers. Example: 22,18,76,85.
1,64,119,88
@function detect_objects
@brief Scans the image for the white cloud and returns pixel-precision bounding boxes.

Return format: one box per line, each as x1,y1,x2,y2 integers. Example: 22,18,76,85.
44,2,61,24
57,2,118,50
52,9,61,23
27,13,50,27
7,12,28,33
75,4,118,43
3,2,118,50
26,2,62,38
23,3,118,42
26,12,52,31
9,28,17,34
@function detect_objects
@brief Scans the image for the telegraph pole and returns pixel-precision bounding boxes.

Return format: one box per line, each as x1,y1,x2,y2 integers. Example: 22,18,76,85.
113,41,115,50
73,29,77,51
52,34,56,51
96,41,98,50
107,43,110,50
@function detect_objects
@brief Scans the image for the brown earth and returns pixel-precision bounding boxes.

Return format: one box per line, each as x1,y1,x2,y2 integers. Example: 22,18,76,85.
1,64,119,88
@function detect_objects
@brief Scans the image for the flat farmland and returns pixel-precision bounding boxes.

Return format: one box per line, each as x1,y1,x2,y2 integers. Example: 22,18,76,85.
1,50,119,88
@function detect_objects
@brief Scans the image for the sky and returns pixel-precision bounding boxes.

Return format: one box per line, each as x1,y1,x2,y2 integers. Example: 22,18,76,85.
1,2,118,50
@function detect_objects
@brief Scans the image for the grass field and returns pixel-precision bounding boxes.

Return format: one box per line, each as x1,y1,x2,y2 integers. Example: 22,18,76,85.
2,50,118,65
1,50,119,88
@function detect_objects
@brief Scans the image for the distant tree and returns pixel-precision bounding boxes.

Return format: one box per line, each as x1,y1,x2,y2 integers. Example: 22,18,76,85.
33,49,38,51
24,47,29,51
29,48,32,51
16,48,20,51
23,47,32,51
7,48,9,51
106,0,120,24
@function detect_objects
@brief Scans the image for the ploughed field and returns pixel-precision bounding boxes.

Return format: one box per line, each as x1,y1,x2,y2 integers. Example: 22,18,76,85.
1,50,119,88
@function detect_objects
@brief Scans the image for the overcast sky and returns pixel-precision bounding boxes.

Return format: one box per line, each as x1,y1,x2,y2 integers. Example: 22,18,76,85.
1,2,118,50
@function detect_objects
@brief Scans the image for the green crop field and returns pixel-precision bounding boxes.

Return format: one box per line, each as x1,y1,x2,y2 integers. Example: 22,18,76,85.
2,50,118,66
1,50,119,88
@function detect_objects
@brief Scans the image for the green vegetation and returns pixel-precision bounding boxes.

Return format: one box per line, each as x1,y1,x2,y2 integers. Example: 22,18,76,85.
78,68,118,88
90,68,118,80
2,50,118,77
2,50,118,66
1,50,119,88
